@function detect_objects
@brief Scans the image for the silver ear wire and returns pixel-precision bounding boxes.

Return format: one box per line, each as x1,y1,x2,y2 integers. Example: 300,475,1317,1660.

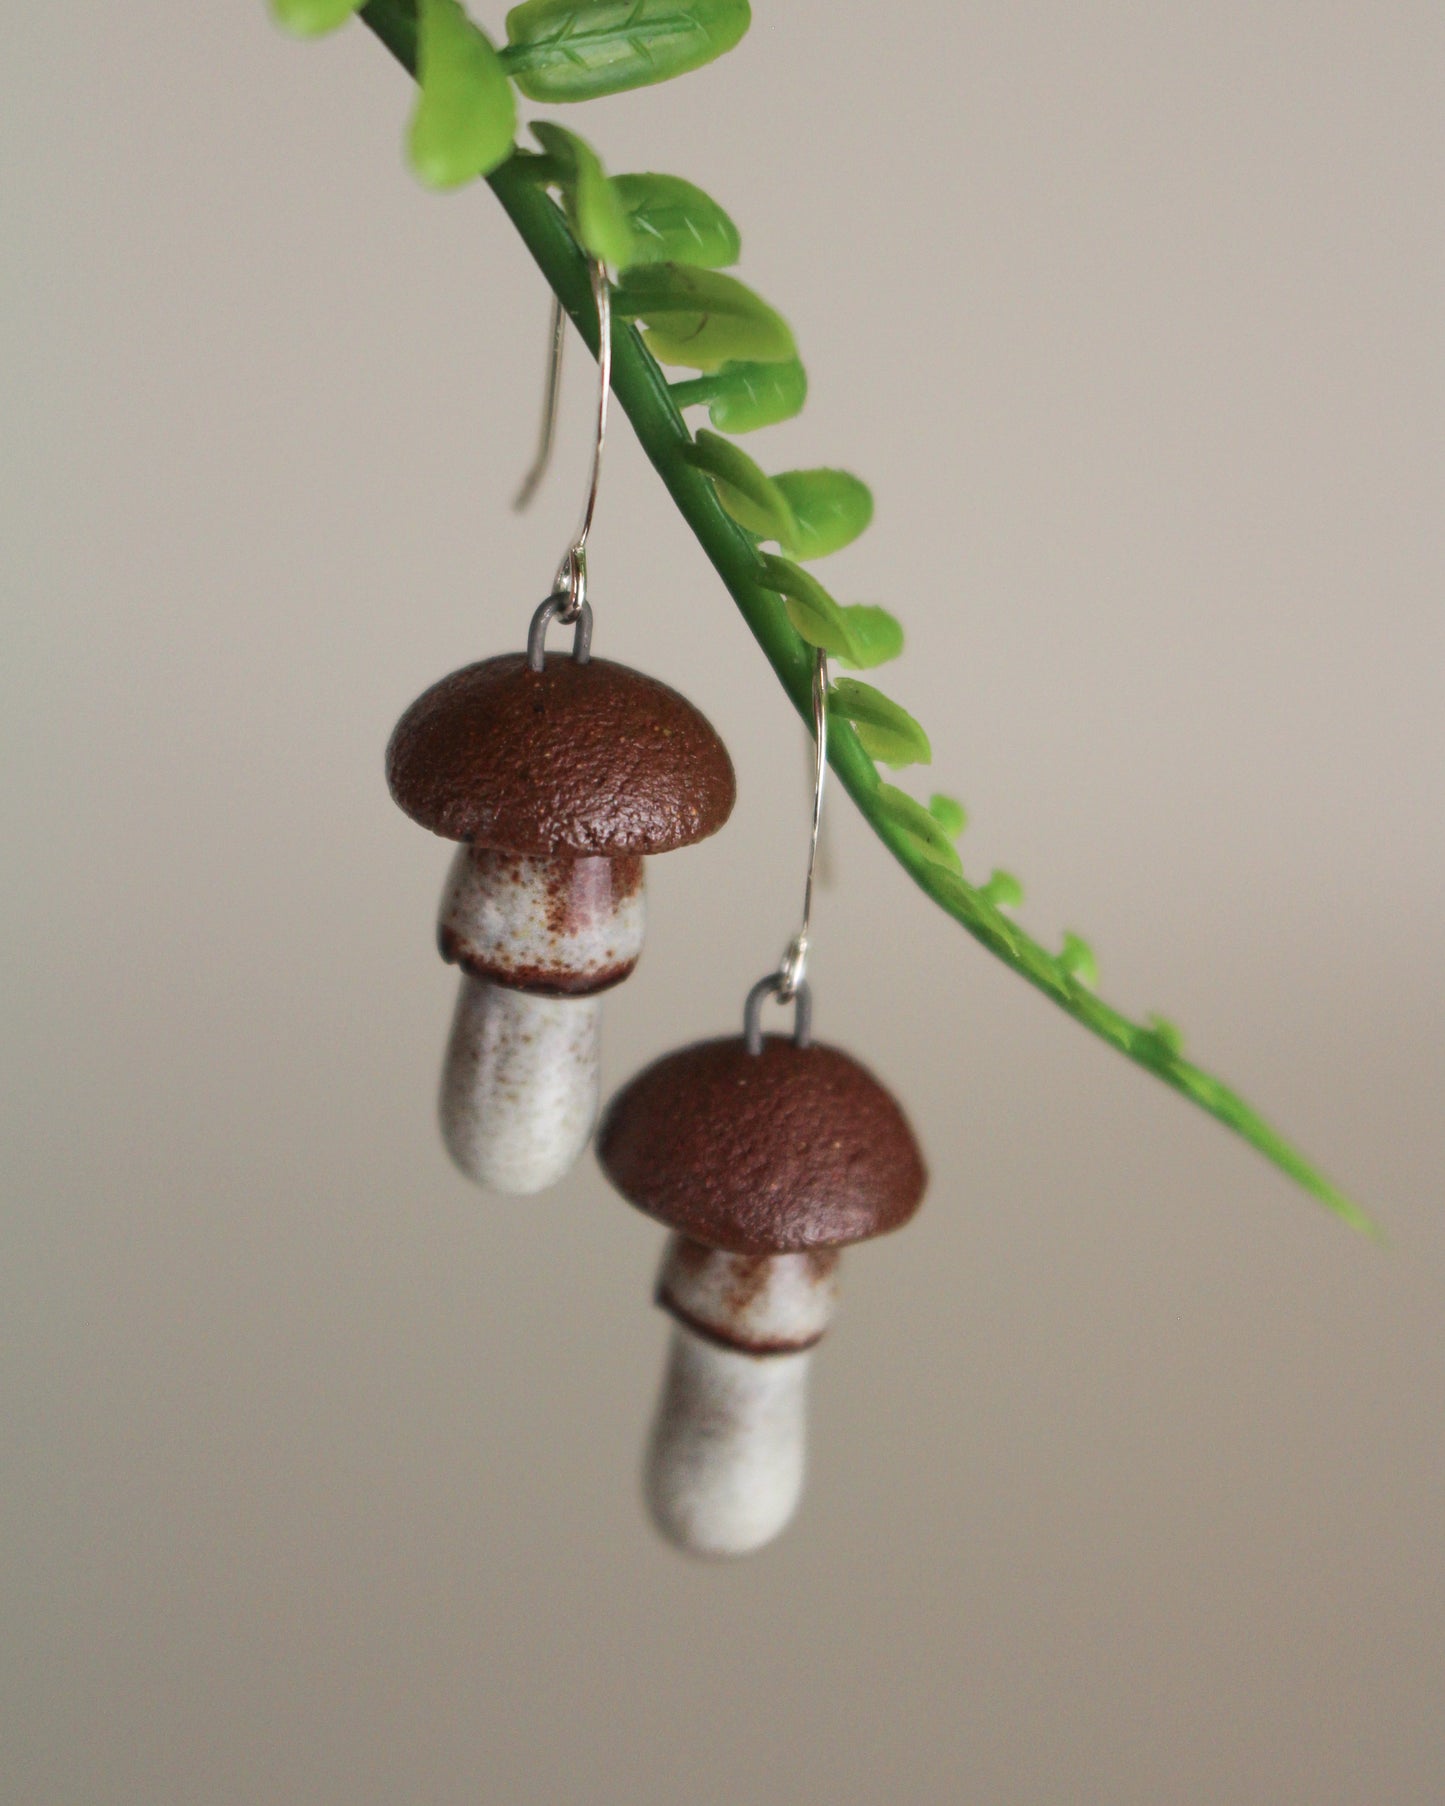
512,293,567,514
744,644,829,1040
778,647,829,1001
512,262,613,627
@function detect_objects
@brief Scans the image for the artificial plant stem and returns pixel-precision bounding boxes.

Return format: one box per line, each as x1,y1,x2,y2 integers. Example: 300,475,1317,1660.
356,0,1373,1236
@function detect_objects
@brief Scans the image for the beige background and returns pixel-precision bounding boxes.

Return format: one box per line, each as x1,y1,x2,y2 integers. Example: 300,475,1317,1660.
4,4,1443,1802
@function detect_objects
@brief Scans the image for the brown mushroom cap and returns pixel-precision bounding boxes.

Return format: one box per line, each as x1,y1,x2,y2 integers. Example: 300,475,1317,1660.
386,654,737,855
597,1035,927,1254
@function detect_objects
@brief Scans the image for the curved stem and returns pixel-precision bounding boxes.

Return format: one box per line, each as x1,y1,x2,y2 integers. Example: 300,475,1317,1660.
356,0,1373,1236
666,374,724,410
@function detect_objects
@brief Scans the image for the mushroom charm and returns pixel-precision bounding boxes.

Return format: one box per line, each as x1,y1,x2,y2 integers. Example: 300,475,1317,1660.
597,979,927,1556
388,601,735,1195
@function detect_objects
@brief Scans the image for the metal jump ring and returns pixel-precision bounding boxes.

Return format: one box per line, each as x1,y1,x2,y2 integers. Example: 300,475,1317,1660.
527,596,593,672
551,545,586,621
744,973,813,1056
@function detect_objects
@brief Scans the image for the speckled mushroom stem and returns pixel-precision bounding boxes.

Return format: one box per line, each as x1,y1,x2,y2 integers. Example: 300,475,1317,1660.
387,648,735,1195
437,846,645,1194
645,1236,841,1558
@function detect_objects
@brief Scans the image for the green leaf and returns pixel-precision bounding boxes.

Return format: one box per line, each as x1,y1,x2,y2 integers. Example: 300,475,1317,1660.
1057,931,1098,989
928,794,967,840
408,0,516,189
1142,1014,1185,1060
682,439,875,568
874,785,963,874
684,432,798,545
530,122,635,267
756,555,859,662
502,0,751,102
980,869,1024,911
271,0,362,35
835,604,903,669
772,469,873,561
611,174,740,269
615,265,795,371
507,148,570,185
671,358,808,433
755,558,902,668
828,679,931,769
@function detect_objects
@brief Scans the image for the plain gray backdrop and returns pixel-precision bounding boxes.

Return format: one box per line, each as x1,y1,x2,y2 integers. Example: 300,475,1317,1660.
3,4,1443,1802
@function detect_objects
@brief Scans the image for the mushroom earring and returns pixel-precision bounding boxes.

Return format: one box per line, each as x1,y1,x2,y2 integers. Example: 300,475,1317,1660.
596,652,927,1556
386,265,736,1195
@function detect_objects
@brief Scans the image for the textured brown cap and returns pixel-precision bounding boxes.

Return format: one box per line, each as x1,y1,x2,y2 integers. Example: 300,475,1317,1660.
597,1036,927,1254
386,654,736,854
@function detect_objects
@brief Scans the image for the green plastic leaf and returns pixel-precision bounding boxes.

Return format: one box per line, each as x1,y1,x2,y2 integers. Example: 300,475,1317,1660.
923,859,1379,1234
756,555,859,662
835,605,903,670
874,785,963,874
681,438,874,568
530,122,635,267
980,869,1024,911
828,679,931,769
271,0,361,35
508,147,569,185
671,358,808,433
612,174,740,269
772,469,873,561
409,0,516,189
754,558,902,667
928,794,967,840
502,0,751,102
1142,1014,1186,1060
615,265,795,371
684,432,798,545
1057,931,1098,989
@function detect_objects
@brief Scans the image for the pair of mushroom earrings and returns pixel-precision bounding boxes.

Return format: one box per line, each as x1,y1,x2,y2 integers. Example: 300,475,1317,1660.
385,268,926,1557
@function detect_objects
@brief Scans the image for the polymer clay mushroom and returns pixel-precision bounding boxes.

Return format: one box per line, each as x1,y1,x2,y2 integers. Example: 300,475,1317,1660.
597,980,927,1556
387,602,735,1195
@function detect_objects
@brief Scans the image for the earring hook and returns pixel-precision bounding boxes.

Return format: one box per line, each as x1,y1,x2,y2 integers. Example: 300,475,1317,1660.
743,648,827,1051
512,261,612,624
777,647,829,1000
512,293,566,514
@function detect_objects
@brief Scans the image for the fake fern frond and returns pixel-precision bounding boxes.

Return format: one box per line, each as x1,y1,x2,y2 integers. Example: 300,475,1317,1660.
275,0,1377,1237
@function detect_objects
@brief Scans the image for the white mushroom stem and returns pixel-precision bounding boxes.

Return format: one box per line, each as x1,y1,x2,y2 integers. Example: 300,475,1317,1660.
439,977,602,1194
645,1237,841,1558
435,847,644,1195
